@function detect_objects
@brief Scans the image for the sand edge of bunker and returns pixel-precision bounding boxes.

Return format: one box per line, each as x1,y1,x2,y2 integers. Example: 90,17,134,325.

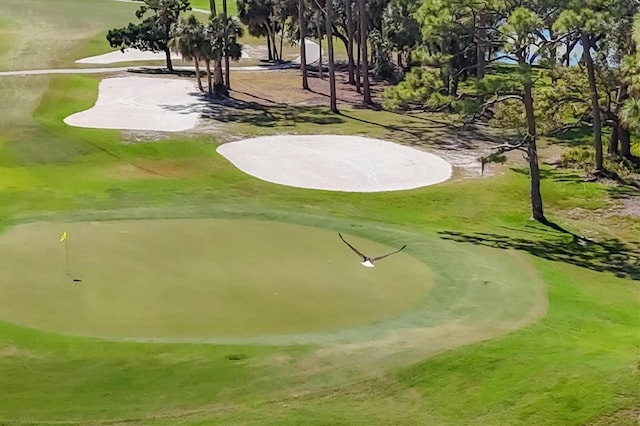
0,211,547,355
217,135,453,192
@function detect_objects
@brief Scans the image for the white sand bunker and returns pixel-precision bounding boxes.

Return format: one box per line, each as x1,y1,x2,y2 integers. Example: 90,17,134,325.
75,48,183,64
64,76,205,132
217,135,452,192
76,48,250,64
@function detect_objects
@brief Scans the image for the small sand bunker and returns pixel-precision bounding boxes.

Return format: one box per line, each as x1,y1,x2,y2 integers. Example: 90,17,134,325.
217,135,452,192
75,48,250,64
75,48,183,64
64,76,205,132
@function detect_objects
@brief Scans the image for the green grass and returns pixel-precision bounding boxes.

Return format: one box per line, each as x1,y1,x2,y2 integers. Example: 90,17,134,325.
189,0,238,16
0,16,19,58
0,71,637,425
0,218,436,340
0,0,140,71
0,3,638,423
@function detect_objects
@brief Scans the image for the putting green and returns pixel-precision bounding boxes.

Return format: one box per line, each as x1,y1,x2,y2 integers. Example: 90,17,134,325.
0,219,435,340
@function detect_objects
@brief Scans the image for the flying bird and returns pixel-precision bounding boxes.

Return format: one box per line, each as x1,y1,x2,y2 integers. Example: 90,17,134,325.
338,233,407,268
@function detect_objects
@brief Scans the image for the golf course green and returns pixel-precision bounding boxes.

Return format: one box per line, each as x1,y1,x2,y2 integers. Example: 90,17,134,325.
0,218,436,340
0,217,544,345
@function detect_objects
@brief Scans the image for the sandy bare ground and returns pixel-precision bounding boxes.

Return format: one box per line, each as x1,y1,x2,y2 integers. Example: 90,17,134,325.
217,135,452,192
64,76,206,132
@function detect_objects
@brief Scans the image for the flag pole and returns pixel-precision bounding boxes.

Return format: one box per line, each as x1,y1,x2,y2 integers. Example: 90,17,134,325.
60,231,69,276
65,236,69,276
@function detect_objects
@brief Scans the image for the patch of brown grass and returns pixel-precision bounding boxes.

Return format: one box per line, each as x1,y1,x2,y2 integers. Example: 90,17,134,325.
103,160,208,181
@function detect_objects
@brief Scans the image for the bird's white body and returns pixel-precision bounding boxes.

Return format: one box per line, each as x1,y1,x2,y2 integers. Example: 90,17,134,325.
360,260,375,268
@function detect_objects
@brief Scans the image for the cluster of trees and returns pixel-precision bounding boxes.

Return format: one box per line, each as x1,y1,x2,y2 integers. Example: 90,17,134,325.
234,0,434,111
106,0,406,110
107,0,243,97
106,0,639,223
378,0,640,222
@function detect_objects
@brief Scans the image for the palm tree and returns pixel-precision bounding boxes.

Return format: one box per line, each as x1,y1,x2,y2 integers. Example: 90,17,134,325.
169,15,206,91
325,0,338,112
621,98,640,130
206,14,244,98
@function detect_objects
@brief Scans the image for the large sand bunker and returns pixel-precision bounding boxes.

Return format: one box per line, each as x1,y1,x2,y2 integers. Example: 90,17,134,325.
217,135,453,192
64,76,205,132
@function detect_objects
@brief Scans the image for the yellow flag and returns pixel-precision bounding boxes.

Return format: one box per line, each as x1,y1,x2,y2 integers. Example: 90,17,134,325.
60,231,67,242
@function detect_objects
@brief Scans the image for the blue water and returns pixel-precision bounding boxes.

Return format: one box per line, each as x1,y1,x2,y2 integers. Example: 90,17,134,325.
494,29,582,66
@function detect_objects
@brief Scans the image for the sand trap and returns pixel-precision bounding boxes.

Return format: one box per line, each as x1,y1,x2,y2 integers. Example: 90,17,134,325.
217,135,452,192
75,48,183,64
75,48,250,64
64,76,205,132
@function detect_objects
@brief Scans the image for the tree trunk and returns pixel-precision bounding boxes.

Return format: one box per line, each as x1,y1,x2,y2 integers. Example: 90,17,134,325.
164,47,174,71
523,82,545,222
272,28,279,61
209,0,216,15
223,0,230,90
476,12,486,79
213,56,228,97
608,122,620,156
548,27,556,65
397,52,402,69
356,31,361,93
620,126,634,160
299,0,309,90
452,75,459,98
206,59,212,95
316,18,323,79
267,34,273,61
345,0,355,84
609,83,628,156
451,38,460,96
266,23,278,61
359,0,372,105
581,32,604,172
326,0,338,113
280,21,285,62
194,57,204,91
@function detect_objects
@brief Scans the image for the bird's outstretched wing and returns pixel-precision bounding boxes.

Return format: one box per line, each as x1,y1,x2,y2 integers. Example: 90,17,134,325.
371,244,407,262
338,233,366,258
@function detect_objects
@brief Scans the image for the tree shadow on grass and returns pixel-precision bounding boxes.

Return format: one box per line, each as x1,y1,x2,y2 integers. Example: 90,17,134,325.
438,226,640,281
511,166,640,195
605,180,640,200
338,111,501,151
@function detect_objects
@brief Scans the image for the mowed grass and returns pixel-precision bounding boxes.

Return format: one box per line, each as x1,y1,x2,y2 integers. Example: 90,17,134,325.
0,218,435,340
0,6,639,423
0,0,140,70
0,71,637,424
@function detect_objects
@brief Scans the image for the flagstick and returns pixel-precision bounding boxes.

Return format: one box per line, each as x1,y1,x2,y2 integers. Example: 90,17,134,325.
65,237,69,276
